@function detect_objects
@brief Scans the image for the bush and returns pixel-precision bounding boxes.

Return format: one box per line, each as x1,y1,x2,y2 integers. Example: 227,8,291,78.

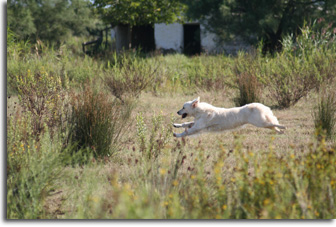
224,52,263,106
266,24,336,108
265,54,320,108
184,56,229,91
136,112,173,160
7,27,31,60
233,72,262,106
313,92,336,140
103,54,159,103
12,67,69,138
7,113,66,219
69,84,133,158
57,133,336,219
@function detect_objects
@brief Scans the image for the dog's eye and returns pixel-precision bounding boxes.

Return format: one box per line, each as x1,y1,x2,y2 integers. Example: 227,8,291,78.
183,107,185,109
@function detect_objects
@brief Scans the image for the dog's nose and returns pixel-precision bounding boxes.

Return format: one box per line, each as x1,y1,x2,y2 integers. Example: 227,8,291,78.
177,111,179,115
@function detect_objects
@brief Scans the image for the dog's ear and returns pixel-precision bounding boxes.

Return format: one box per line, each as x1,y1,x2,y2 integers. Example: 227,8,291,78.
192,97,200,108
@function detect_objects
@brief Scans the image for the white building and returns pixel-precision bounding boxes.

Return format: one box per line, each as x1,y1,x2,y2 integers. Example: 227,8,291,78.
111,22,249,55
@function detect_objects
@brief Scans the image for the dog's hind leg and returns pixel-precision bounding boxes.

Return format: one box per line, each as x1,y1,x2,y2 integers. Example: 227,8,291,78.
272,124,286,130
273,126,285,134
263,114,286,132
265,125,285,134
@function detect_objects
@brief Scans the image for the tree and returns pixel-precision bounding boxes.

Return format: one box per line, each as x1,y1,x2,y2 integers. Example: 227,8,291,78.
7,0,36,39
92,0,186,51
92,0,186,26
185,0,336,53
7,0,98,44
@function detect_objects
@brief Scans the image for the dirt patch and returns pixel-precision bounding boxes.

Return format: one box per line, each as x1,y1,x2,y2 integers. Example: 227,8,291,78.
44,190,65,219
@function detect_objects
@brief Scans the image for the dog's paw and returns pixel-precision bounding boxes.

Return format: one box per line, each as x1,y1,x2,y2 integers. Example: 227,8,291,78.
173,123,181,128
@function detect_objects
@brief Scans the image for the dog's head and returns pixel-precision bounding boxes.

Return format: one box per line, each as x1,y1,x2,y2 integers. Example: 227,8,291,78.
177,97,200,119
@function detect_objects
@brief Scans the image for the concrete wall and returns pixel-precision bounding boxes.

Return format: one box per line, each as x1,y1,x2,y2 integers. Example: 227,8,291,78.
200,24,217,53
154,23,184,53
154,22,219,53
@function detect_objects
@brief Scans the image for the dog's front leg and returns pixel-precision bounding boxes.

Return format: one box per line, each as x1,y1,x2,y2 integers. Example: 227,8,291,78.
173,122,194,128
173,131,187,138
173,125,202,138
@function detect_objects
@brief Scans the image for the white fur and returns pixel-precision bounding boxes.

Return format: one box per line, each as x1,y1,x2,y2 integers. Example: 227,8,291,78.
173,97,286,138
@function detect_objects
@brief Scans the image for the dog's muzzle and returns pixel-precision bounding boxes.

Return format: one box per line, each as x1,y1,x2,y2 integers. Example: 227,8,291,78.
177,110,188,119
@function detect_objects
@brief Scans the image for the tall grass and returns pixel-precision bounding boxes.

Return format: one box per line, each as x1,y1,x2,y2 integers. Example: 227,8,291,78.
313,92,336,140
12,67,69,138
57,131,336,219
232,53,262,106
136,112,173,160
103,54,159,103
7,112,68,218
69,83,134,158
265,24,336,108
6,22,336,219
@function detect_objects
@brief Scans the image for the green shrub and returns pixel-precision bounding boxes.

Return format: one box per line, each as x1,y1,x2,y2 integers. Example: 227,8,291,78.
12,67,69,138
181,55,230,92
103,54,159,103
7,27,31,60
57,133,336,219
313,92,336,140
136,112,172,160
224,52,262,106
69,84,133,158
233,72,262,106
7,113,66,219
282,22,336,59
266,24,336,108
265,54,320,108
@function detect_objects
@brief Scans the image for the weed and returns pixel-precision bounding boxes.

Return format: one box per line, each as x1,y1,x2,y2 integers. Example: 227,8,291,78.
13,68,69,138
6,22,336,219
264,50,324,109
234,72,262,106
313,92,336,140
69,83,133,158
136,112,173,160
103,54,159,103
7,115,67,219
267,24,336,108
231,53,262,106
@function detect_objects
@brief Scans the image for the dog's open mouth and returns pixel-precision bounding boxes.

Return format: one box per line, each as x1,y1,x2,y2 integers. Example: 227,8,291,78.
182,113,188,119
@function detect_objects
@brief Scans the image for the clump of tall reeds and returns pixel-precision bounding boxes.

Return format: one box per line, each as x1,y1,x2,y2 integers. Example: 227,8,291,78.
313,92,336,140
69,83,133,158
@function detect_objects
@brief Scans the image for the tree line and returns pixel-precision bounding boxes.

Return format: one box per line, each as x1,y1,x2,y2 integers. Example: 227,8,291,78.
7,0,336,52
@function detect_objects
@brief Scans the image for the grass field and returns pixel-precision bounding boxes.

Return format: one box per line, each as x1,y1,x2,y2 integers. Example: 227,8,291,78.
6,25,336,219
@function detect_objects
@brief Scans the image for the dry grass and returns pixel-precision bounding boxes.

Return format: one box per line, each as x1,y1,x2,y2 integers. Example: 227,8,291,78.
8,84,332,218
135,91,320,151
7,26,336,218
41,88,335,218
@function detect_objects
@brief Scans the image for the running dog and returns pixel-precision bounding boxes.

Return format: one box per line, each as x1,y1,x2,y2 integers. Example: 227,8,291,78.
173,97,286,138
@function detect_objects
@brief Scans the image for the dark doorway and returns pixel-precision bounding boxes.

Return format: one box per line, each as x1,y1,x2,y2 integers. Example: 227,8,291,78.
183,24,201,55
131,25,155,52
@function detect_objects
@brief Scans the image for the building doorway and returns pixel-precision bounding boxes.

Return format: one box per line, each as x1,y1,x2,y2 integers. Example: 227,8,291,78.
131,25,155,52
183,24,201,55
